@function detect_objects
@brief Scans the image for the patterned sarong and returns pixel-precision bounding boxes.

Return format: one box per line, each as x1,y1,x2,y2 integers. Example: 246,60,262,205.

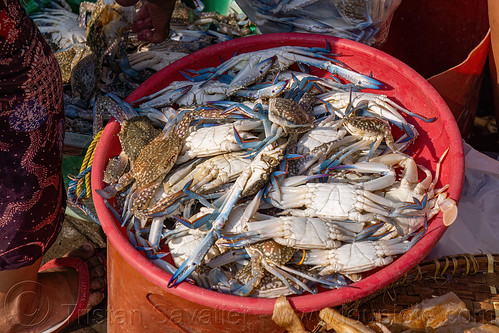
0,0,66,270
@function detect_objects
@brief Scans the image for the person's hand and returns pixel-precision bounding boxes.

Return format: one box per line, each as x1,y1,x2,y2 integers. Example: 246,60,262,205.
116,0,176,43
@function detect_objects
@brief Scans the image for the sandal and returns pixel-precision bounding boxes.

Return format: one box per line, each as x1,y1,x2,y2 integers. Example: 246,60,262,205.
38,256,94,333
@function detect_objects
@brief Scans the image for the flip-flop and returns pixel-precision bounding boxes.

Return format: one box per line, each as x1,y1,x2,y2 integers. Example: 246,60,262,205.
38,257,90,333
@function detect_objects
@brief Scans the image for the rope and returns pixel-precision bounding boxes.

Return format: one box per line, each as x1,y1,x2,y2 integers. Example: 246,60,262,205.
66,130,103,225
413,265,423,282
468,253,480,274
67,167,100,224
441,256,450,276
450,255,458,276
76,130,103,200
486,254,499,319
432,259,441,280
464,255,471,275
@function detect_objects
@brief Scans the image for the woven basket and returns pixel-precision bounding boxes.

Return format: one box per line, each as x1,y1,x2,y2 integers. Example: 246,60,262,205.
340,253,499,324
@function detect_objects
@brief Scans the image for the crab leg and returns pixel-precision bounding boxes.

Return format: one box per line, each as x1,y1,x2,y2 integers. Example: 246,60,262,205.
279,51,383,89
234,80,288,99
92,93,140,135
148,216,166,251
224,216,362,249
135,85,193,109
169,143,286,287
329,162,397,191
300,238,413,275
228,56,278,94
202,54,275,89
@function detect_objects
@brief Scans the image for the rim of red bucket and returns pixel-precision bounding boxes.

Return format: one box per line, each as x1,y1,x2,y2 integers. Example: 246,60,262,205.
92,33,464,315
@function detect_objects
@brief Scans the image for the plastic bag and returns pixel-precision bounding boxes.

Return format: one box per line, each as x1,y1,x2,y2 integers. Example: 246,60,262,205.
234,0,402,46
426,142,499,259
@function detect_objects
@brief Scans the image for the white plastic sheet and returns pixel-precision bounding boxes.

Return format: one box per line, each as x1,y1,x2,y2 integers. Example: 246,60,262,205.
427,141,499,259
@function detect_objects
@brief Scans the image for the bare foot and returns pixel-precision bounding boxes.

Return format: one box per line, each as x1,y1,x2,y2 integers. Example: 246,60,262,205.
1,243,106,332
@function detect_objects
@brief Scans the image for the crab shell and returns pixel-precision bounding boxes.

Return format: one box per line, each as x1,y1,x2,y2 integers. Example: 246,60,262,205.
85,2,135,56
268,97,315,134
118,116,161,163
235,240,296,287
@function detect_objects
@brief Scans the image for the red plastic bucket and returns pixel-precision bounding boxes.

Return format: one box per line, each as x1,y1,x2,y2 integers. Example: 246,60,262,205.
92,33,465,332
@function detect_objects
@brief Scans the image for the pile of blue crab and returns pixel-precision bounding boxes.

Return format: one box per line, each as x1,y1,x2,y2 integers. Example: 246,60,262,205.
234,0,402,46
29,0,252,135
96,44,458,298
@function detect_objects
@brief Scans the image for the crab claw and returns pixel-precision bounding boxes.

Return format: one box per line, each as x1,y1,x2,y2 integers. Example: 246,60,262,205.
230,277,261,297
192,0,204,12
354,222,384,241
208,268,233,293
119,48,140,78
408,215,429,247
168,229,219,287
220,237,253,248
102,198,123,226
289,52,384,89
234,80,288,99
242,126,283,159
227,55,278,95
233,125,261,150
95,186,117,199
391,193,429,217
329,162,397,191
134,84,192,109
172,213,212,230
180,69,212,82
436,193,458,226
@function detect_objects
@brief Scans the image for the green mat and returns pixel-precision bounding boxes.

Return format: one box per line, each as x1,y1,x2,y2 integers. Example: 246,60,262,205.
23,0,95,15
62,153,85,190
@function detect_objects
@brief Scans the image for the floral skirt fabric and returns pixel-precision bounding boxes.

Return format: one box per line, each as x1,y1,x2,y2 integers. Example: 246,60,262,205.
0,1,66,270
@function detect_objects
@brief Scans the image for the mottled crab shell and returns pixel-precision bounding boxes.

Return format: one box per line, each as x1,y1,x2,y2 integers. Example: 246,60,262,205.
235,240,297,288
85,2,134,56
240,144,285,198
103,153,128,185
56,44,93,84
334,0,370,22
253,272,299,298
268,97,315,134
118,116,161,163
55,47,76,84
130,131,183,189
70,52,99,104
171,1,196,24
343,116,394,140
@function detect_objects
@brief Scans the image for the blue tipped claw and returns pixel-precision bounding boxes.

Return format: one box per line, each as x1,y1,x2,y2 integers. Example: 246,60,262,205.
172,212,212,230
392,193,429,216
168,229,219,287
233,126,261,150
408,215,429,247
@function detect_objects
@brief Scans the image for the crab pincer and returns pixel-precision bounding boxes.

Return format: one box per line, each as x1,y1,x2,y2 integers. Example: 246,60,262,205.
168,142,287,287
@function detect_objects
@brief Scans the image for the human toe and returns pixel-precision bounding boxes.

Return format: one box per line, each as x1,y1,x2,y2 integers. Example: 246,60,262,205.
87,290,106,311
90,277,107,291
